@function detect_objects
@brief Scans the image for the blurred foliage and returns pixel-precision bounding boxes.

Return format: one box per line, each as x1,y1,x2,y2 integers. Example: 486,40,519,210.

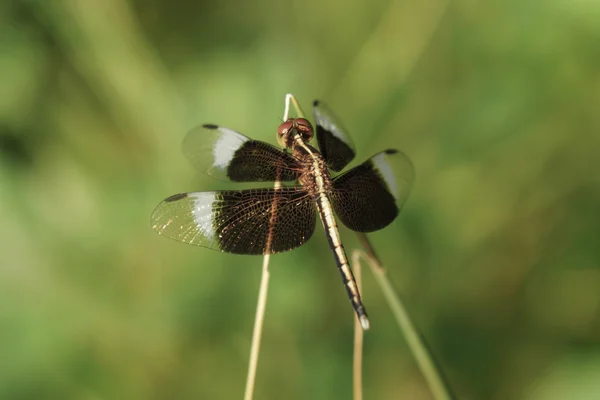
1,0,599,399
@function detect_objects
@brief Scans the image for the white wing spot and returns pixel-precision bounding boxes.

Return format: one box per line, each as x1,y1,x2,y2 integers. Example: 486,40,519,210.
314,107,347,142
212,127,248,169
191,193,216,241
373,153,397,199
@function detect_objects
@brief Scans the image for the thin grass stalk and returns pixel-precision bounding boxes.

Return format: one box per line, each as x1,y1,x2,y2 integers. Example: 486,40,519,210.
351,251,365,400
355,233,455,400
243,94,305,400
243,255,271,400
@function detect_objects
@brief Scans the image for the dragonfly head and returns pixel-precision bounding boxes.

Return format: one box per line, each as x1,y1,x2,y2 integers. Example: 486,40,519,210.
277,117,314,149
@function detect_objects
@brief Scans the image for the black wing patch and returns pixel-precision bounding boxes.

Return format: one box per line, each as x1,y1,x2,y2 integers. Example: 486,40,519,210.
329,149,414,232
313,100,356,171
182,124,301,182
151,188,316,255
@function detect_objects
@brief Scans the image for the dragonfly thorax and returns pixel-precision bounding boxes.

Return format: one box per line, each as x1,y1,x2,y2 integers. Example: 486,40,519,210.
295,143,333,197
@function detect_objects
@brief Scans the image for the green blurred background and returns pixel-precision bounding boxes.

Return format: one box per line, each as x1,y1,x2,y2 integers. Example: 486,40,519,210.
1,0,599,399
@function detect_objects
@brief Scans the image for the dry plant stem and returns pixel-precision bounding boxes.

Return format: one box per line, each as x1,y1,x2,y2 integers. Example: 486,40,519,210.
355,234,455,400
351,252,365,400
284,93,306,118
243,255,271,400
243,94,304,400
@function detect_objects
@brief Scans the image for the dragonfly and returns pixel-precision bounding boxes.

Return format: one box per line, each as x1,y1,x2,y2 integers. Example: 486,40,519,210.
151,100,414,330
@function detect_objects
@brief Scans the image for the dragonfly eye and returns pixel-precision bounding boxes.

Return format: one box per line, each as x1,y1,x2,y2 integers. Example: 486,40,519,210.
295,118,314,143
277,119,294,147
277,118,314,147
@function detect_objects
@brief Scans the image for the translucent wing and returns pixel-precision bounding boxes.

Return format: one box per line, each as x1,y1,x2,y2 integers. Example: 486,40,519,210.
329,149,414,232
182,124,301,182
151,188,316,255
313,100,356,171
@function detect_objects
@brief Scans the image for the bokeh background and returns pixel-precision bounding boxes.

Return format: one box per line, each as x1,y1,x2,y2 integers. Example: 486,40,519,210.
1,0,599,399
